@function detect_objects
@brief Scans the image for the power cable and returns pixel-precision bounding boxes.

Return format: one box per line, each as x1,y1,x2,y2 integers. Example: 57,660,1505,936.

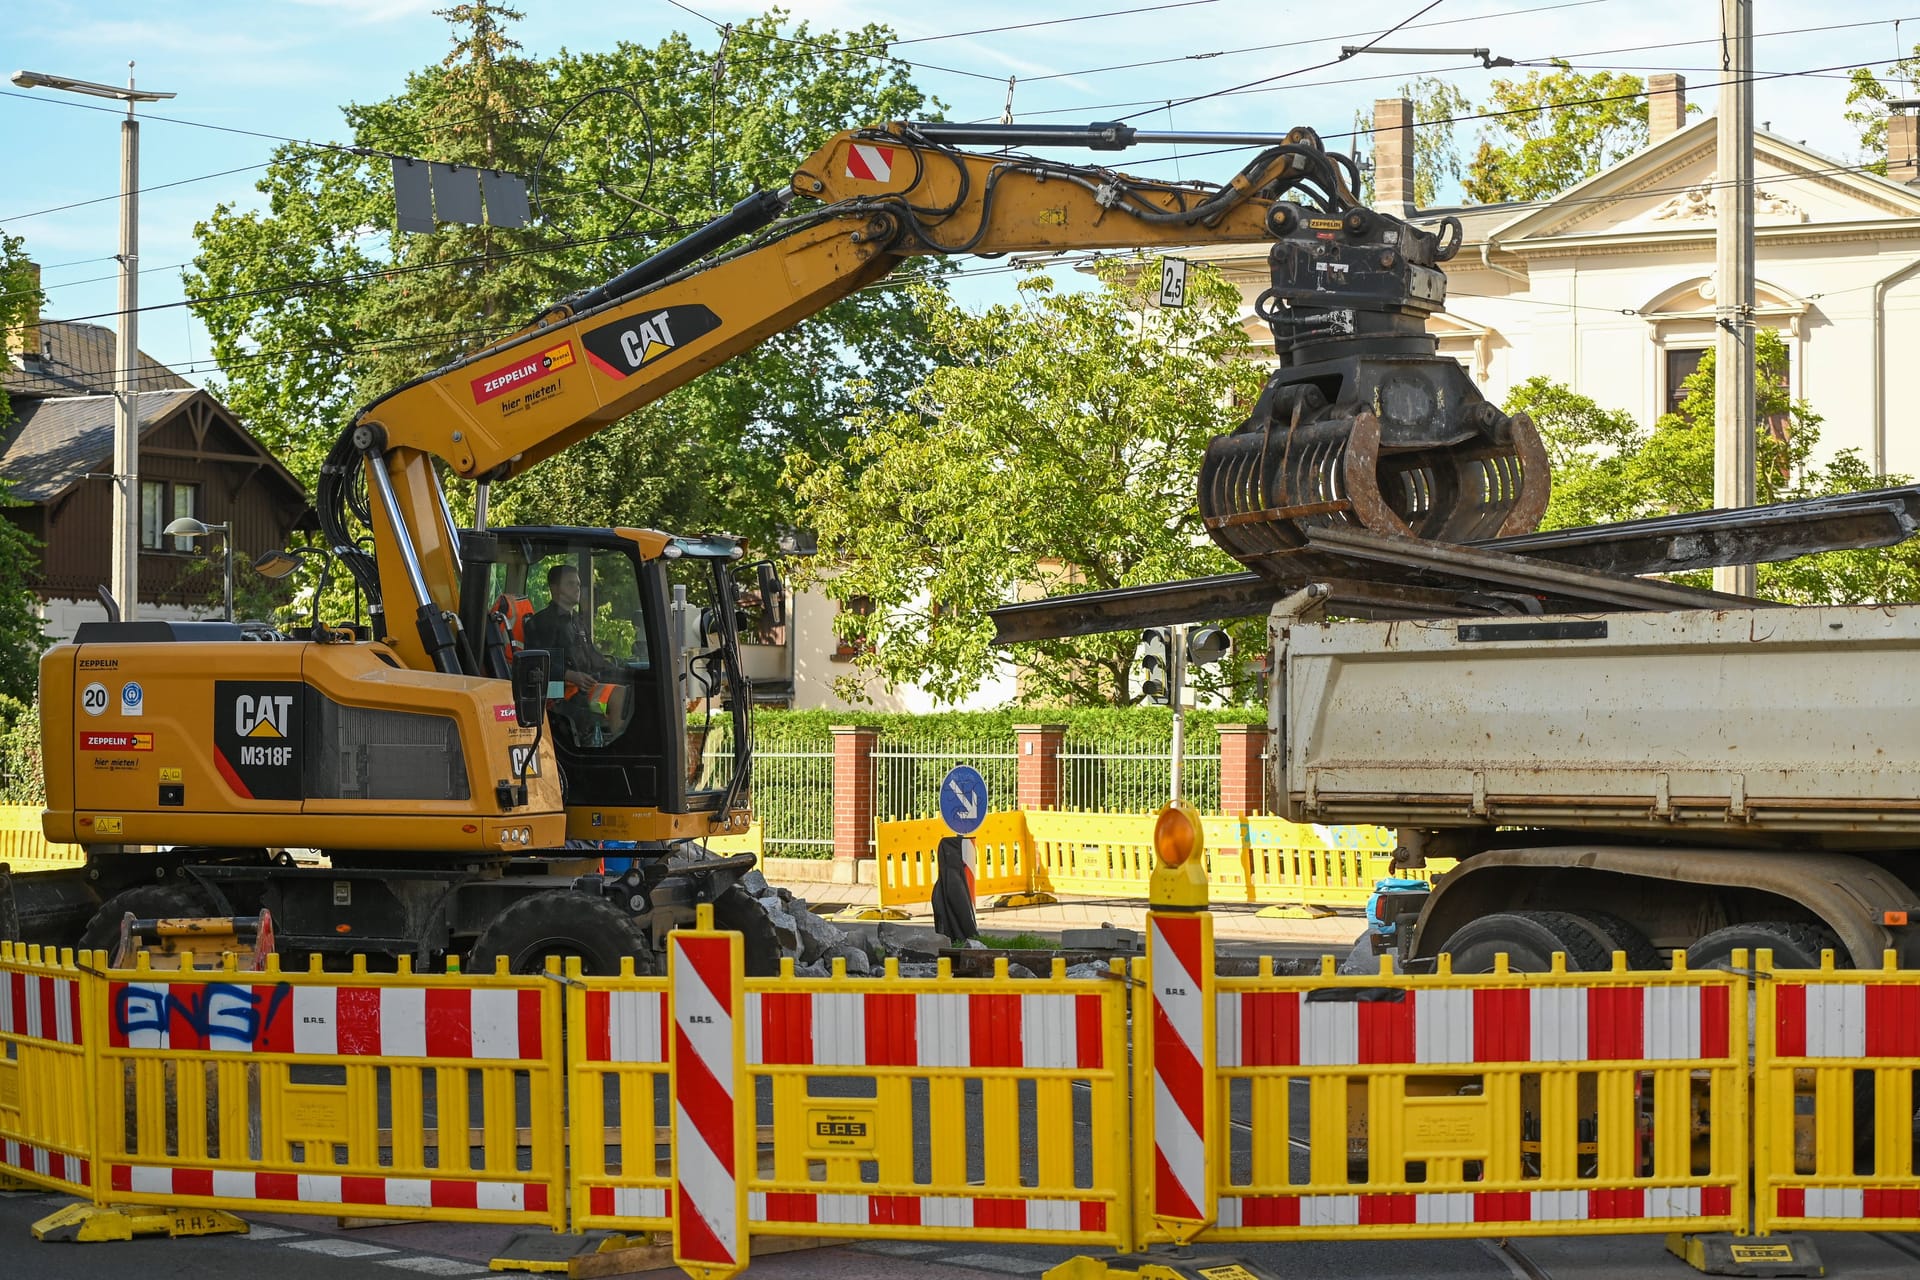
1,162,272,224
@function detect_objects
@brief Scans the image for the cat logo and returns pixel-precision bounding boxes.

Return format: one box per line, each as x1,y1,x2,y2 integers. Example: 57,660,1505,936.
236,693,294,738
582,305,723,380
214,682,304,802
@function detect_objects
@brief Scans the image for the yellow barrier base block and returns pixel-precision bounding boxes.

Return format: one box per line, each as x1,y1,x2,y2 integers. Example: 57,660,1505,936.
32,1202,248,1243
489,1229,637,1274
1253,902,1335,920
1045,1256,1282,1280
995,891,1058,908
1666,1232,1825,1277
491,1230,846,1276
832,906,911,922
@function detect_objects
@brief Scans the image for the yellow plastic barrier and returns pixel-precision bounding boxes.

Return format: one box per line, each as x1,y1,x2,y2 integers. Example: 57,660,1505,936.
1151,949,1749,1245
0,943,95,1196
1243,815,1409,910
565,957,676,1237
874,811,1029,909
876,810,1424,912
91,951,567,1229
741,954,1134,1249
0,804,82,873
1754,948,1920,1234
1026,810,1251,901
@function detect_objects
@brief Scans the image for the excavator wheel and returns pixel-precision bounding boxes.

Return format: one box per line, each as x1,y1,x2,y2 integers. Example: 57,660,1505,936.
469,892,654,977
710,885,785,978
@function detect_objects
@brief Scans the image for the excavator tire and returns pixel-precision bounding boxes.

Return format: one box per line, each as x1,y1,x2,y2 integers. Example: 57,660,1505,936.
78,884,212,959
470,891,653,977
710,885,784,978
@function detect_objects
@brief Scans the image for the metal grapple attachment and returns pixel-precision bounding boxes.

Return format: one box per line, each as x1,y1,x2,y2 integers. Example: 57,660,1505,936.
1198,202,1550,569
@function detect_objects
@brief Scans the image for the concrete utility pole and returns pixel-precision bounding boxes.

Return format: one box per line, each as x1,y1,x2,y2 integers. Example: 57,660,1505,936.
1713,0,1757,596
9,64,174,620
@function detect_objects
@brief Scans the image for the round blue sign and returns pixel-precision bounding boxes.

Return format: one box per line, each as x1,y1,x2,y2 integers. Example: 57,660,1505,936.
938,764,989,837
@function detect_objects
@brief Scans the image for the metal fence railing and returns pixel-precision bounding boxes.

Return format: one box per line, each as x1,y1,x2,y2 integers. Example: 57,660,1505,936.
1057,739,1222,813
871,737,1018,828
698,726,834,858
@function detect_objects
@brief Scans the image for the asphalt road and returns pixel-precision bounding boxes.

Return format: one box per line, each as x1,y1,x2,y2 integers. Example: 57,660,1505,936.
11,1187,1920,1280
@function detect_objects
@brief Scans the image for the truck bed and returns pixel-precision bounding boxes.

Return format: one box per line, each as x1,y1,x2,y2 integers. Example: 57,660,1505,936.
1278,604,1920,845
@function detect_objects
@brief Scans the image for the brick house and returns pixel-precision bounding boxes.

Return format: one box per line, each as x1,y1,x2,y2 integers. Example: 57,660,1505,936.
2,284,313,640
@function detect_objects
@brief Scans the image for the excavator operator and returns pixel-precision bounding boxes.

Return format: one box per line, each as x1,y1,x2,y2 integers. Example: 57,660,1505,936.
526,563,631,745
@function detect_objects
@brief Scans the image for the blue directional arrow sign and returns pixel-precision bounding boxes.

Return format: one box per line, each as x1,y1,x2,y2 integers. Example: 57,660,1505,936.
939,764,989,837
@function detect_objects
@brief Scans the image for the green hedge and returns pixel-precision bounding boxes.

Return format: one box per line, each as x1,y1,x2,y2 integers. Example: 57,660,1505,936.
696,705,1266,750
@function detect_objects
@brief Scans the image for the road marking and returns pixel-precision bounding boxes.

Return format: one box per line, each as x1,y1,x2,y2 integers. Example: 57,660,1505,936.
242,1225,305,1240
942,1255,1053,1275
282,1238,400,1258
378,1257,492,1276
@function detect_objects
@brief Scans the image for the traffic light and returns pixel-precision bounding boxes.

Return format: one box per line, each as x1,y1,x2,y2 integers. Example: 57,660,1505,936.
1187,626,1232,667
1139,628,1171,704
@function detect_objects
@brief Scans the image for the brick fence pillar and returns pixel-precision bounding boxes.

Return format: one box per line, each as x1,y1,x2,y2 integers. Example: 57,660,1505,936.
1217,724,1268,816
1015,723,1068,812
830,725,881,863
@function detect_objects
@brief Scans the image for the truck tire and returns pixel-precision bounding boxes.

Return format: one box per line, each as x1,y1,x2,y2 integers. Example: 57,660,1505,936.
1439,910,1613,974
469,892,652,977
710,886,784,977
1686,921,1847,972
1567,910,1666,972
78,885,212,960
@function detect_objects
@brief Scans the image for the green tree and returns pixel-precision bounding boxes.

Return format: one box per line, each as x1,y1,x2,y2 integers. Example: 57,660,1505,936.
1352,77,1470,207
1508,330,1920,603
787,261,1268,706
1844,47,1920,173
186,6,941,549
1462,66,1648,204
0,231,48,703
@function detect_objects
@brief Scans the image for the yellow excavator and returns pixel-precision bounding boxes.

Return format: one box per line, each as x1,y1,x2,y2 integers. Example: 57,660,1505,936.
7,118,1544,974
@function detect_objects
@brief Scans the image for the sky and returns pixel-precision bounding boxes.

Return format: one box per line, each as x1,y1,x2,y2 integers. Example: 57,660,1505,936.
3,0,1915,390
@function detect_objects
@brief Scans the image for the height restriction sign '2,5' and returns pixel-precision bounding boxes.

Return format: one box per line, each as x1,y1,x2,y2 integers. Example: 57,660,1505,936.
939,764,988,837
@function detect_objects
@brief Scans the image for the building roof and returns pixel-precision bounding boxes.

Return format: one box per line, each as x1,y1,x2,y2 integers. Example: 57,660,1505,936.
2,320,195,401
2,389,212,502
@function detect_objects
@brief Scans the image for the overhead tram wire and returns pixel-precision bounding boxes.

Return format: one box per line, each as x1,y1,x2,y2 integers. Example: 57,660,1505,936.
978,14,1919,122
1111,0,1451,124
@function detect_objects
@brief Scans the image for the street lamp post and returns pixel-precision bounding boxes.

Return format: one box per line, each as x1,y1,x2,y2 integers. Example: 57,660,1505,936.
10,65,175,622
162,517,233,623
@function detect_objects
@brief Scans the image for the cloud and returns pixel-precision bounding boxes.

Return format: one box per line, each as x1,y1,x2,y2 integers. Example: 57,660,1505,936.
281,0,440,24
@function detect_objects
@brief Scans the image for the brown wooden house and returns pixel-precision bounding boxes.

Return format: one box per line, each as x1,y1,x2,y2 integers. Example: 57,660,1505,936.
2,316,312,639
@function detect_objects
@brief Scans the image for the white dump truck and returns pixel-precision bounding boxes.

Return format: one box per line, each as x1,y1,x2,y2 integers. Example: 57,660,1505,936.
1270,593,1920,971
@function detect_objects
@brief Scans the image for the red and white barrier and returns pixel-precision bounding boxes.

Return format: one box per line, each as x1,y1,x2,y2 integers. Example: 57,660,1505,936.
109,1165,549,1213
583,988,669,1063
3,1140,88,1187
672,932,746,1276
747,990,1104,1069
105,980,544,1059
1216,1186,1733,1229
1148,912,1212,1229
750,1191,1108,1233
1,971,82,1044
1215,984,1731,1067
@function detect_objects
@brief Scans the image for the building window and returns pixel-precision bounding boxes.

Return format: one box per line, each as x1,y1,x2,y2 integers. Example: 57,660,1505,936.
831,595,872,662
139,480,199,552
1665,348,1706,416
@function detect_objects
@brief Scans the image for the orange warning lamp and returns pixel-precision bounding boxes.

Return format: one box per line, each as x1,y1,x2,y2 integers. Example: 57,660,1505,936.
1150,800,1210,910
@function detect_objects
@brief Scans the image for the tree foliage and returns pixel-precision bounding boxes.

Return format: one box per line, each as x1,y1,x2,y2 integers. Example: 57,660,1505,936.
186,4,940,550
1462,67,1648,204
1845,46,1920,173
1508,330,1920,603
787,261,1267,707
0,231,48,703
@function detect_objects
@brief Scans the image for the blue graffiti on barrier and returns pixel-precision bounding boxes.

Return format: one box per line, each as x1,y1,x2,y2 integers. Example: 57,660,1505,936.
113,981,292,1049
